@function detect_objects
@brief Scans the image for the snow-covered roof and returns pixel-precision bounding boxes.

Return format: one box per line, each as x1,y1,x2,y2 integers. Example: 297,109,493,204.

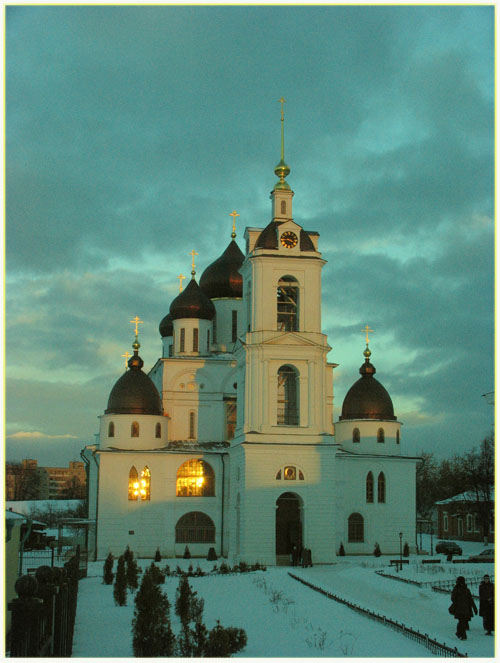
435,488,494,505
5,509,27,521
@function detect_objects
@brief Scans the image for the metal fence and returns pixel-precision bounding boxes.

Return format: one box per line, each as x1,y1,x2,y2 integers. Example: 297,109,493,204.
21,547,88,578
8,547,81,657
289,572,467,658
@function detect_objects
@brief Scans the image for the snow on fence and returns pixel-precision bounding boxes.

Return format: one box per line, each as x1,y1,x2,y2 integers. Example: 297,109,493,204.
288,572,468,658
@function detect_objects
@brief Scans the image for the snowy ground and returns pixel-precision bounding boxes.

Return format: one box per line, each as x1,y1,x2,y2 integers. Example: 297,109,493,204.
72,536,495,659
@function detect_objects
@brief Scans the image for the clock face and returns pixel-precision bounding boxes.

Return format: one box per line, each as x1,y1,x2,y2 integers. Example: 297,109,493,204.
280,231,298,249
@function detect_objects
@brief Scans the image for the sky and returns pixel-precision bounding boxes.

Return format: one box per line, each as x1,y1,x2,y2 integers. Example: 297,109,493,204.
5,5,494,466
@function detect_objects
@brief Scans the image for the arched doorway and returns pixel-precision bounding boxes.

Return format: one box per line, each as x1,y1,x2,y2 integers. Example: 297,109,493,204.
275,492,302,558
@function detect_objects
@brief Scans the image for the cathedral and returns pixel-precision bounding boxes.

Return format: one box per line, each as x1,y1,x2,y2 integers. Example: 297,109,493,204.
84,109,418,564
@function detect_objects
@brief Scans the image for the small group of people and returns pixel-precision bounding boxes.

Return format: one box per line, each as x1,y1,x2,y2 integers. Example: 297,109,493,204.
290,544,312,567
450,574,494,641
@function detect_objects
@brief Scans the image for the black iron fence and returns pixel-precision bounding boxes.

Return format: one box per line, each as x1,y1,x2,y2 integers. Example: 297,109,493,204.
289,572,467,658
21,546,88,578
7,546,81,657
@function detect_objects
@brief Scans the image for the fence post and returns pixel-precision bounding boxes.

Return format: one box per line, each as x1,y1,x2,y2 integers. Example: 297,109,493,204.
35,565,58,656
8,575,44,657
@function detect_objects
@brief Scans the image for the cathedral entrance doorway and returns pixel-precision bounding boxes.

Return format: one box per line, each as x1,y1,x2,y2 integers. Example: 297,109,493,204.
275,492,302,561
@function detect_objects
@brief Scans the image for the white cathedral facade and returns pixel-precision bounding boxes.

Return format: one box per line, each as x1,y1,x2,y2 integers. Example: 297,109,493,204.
84,128,418,564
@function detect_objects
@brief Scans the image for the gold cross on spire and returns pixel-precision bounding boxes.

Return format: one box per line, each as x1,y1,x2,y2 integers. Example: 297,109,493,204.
278,96,286,121
189,250,198,276
362,325,374,345
130,316,144,337
121,351,131,369
177,273,186,292
229,210,240,239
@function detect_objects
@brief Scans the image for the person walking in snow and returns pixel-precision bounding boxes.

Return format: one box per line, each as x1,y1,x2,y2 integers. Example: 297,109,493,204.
479,574,494,635
451,576,477,641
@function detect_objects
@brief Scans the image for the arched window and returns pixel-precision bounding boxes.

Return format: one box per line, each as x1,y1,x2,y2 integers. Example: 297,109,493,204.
366,472,374,503
155,423,161,438
189,411,196,439
277,276,299,331
180,328,185,352
348,513,364,542
193,328,199,352
139,467,151,501
131,421,139,437
281,200,286,215
277,365,299,426
377,428,385,443
175,512,215,543
378,472,386,503
396,430,400,444
353,428,360,443
128,466,139,500
176,459,215,497
108,421,115,438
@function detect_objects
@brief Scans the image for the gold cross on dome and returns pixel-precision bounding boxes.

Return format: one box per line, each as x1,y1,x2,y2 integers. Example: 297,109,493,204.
130,316,144,336
189,250,198,274
278,96,286,120
229,210,240,238
121,351,131,368
177,273,186,292
362,325,374,345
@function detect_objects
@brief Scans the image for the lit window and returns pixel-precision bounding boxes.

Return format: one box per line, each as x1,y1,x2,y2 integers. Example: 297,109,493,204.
366,472,374,503
176,459,215,497
377,472,386,503
131,421,139,437
128,466,139,500
155,423,161,439
193,328,199,352
277,276,299,331
277,365,299,426
139,467,151,501
189,411,196,439
377,428,385,443
175,512,215,543
108,422,115,438
353,428,360,443
284,466,296,480
348,513,364,542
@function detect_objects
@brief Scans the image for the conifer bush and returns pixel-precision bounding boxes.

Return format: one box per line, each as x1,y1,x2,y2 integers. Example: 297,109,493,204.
183,545,191,559
132,569,175,656
373,542,382,557
338,542,345,556
403,542,410,557
124,545,133,564
148,562,165,585
175,574,194,624
103,552,114,585
113,555,127,606
154,548,162,562
126,555,140,590
207,547,217,561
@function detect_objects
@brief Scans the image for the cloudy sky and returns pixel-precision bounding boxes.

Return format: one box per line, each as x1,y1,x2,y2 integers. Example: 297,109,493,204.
6,5,494,466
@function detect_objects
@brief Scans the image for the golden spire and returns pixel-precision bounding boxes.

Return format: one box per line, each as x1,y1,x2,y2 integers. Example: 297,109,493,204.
130,316,144,337
274,96,290,189
361,324,374,359
189,249,198,277
121,351,131,370
177,273,186,292
229,210,240,239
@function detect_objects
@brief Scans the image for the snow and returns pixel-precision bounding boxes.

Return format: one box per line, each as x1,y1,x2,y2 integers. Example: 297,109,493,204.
6,499,83,515
72,536,495,659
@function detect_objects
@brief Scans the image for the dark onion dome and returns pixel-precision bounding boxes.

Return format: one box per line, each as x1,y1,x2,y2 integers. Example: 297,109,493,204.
159,312,173,338
255,221,316,251
169,277,215,320
340,348,396,421
105,341,162,415
199,240,245,299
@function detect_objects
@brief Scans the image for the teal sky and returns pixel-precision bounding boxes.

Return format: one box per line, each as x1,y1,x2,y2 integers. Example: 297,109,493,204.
6,5,494,465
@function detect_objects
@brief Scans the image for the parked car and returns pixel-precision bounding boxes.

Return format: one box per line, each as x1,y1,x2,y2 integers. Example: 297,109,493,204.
435,541,463,555
468,548,494,563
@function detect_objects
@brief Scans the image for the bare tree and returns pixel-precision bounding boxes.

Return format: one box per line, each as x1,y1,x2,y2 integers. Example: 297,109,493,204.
6,462,43,500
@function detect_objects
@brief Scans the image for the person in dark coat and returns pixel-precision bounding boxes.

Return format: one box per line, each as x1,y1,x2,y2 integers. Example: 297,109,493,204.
451,576,477,640
479,574,494,635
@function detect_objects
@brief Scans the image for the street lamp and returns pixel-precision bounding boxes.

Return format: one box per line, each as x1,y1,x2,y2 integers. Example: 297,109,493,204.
399,532,403,570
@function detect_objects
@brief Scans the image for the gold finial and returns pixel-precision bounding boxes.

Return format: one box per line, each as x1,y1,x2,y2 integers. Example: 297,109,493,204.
229,210,240,239
177,273,186,292
362,325,374,345
189,249,198,277
121,351,131,369
130,316,144,337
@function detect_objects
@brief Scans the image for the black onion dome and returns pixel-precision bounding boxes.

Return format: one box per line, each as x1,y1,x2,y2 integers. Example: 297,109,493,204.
255,221,316,251
159,313,173,338
199,240,245,298
106,350,162,415
169,277,215,320
340,354,396,421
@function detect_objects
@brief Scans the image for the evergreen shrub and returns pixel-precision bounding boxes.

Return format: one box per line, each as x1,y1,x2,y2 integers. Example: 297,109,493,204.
207,547,217,561
373,542,382,557
132,569,175,656
183,545,191,559
103,552,114,584
154,548,162,562
113,555,127,606
338,542,345,556
403,542,410,557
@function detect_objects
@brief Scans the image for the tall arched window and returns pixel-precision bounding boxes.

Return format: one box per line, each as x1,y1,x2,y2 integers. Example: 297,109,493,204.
193,328,199,352
277,276,299,331
108,421,115,438
396,430,400,444
348,513,364,542
128,466,139,500
281,200,286,215
175,512,215,543
377,428,385,443
176,459,215,497
189,411,196,439
131,421,139,437
366,472,374,503
378,472,386,503
155,423,161,438
353,428,360,443
139,467,151,501
277,365,299,426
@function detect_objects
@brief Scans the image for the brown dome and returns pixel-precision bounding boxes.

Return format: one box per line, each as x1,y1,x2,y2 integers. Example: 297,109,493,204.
255,221,316,251
169,278,215,321
340,354,396,421
106,349,162,415
199,240,244,298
